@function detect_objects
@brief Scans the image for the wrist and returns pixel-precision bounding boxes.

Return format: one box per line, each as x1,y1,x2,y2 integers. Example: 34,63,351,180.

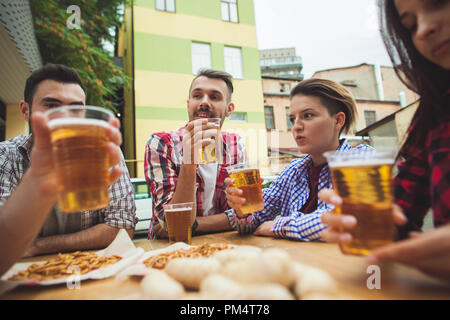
191,219,199,235
182,144,200,165
271,216,289,238
233,208,253,223
234,208,245,218
22,168,57,201
178,163,198,187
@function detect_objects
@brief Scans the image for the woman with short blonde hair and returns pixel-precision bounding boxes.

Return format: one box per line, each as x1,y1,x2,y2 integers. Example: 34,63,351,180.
224,78,371,241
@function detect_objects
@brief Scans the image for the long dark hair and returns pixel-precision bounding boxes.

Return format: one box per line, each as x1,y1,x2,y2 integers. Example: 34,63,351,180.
377,0,450,152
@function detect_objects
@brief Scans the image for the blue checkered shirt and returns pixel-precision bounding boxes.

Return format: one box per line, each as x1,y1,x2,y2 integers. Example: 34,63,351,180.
226,140,373,241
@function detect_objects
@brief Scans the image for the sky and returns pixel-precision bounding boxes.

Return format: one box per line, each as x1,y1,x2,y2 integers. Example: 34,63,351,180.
253,0,393,78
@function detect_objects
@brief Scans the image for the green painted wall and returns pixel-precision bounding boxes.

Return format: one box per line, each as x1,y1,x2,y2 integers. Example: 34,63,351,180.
236,0,256,25
134,33,192,74
176,0,221,21
134,0,255,25
134,33,261,80
137,106,264,123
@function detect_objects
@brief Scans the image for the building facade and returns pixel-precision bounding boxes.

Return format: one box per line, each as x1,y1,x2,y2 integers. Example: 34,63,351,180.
259,62,420,170
0,0,42,141
356,101,419,149
312,63,420,134
261,76,301,170
119,0,269,177
260,47,303,80
258,48,304,172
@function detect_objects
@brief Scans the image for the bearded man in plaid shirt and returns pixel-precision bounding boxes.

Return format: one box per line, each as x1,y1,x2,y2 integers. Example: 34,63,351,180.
144,69,247,239
0,64,136,257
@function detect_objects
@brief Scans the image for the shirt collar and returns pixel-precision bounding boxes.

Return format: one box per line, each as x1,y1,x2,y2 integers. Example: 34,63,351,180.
17,134,33,161
337,138,351,151
299,138,351,172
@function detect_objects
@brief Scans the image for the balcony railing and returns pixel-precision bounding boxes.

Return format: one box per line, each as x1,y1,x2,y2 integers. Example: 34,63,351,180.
260,56,302,67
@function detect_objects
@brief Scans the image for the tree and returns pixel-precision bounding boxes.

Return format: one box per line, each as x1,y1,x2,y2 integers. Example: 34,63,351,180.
30,0,130,112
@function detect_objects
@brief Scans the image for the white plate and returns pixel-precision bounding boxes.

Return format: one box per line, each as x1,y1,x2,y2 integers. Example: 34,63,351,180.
117,242,237,278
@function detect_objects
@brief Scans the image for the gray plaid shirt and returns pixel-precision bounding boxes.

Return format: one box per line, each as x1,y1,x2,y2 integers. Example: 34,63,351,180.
0,135,137,237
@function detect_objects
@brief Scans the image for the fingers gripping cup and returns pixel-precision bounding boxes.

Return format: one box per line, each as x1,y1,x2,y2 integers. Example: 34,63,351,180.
324,148,397,256
45,106,114,213
227,163,264,216
200,118,222,164
163,202,195,244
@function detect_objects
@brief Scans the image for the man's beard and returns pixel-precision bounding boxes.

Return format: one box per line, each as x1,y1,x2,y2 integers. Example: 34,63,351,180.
193,108,215,118
28,108,34,135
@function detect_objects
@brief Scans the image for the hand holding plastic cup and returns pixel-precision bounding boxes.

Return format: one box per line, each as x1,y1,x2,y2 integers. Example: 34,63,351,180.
182,118,222,164
323,148,397,256
226,163,264,217
45,105,115,213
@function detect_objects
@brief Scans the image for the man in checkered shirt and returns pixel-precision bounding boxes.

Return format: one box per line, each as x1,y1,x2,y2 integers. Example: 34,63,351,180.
0,64,136,257
144,69,247,239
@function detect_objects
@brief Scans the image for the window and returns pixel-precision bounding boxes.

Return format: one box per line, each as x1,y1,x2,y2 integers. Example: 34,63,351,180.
221,0,238,23
191,42,211,74
285,107,292,130
156,0,175,12
224,46,243,78
341,80,357,87
264,106,275,130
280,83,290,93
364,111,376,127
229,112,247,122
133,181,150,200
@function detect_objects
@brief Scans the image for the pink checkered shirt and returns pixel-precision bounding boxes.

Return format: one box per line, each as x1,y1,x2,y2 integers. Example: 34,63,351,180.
144,126,247,239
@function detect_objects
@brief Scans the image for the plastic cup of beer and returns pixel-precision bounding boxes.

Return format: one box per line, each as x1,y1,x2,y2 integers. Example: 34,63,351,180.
163,202,195,244
199,118,221,164
45,105,114,213
227,163,264,217
323,148,397,256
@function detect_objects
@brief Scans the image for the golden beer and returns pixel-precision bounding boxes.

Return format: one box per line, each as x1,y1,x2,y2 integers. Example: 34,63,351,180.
328,159,395,256
46,106,114,213
200,118,221,164
164,203,194,244
227,165,264,216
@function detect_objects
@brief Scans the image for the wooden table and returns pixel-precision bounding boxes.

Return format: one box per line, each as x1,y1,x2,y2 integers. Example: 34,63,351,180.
1,231,449,300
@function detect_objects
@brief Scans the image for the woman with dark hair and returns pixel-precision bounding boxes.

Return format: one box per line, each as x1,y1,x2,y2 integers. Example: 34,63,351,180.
224,78,372,241
320,0,450,280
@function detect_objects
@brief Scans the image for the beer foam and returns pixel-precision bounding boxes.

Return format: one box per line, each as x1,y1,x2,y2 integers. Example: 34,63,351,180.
165,207,193,212
48,118,111,129
328,159,394,167
227,167,259,174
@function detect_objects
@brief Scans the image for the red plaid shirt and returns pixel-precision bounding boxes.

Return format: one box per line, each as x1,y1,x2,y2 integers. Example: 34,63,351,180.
394,115,450,239
144,126,247,239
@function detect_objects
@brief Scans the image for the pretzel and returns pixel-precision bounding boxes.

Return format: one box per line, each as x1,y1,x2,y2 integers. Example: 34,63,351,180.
9,251,122,281
144,243,233,269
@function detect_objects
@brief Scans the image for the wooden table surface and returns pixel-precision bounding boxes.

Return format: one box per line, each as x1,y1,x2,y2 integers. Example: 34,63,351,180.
1,231,449,300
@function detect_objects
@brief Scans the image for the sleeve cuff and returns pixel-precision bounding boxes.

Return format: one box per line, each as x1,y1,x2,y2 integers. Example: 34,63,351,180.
272,215,291,238
272,212,327,241
225,208,256,234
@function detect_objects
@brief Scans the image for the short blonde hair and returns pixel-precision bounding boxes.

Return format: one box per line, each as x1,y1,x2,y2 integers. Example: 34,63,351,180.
290,78,357,135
